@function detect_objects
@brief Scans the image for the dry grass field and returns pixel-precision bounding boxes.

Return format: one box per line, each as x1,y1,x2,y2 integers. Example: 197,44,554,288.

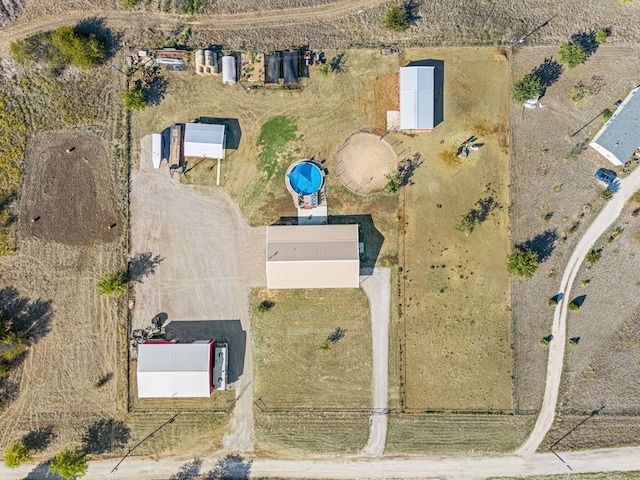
509,46,640,426
386,414,534,455
251,288,372,454
395,47,512,413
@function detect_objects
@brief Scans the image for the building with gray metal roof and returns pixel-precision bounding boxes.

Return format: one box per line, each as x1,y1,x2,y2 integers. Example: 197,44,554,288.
590,86,640,166
399,66,435,131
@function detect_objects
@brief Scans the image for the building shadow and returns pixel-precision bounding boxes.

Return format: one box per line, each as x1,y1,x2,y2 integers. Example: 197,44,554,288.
22,462,50,480
328,214,384,275
165,320,246,384
198,116,242,150
406,59,444,128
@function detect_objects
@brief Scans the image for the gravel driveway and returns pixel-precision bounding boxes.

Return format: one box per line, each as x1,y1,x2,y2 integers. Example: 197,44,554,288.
130,136,266,451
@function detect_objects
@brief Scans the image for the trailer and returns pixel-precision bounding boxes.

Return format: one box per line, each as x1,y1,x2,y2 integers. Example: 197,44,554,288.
213,343,228,390
169,124,183,167
152,133,162,168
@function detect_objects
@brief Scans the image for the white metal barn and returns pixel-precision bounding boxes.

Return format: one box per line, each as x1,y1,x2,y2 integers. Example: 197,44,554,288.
183,123,226,159
137,341,213,398
399,66,435,131
590,86,640,166
266,224,360,289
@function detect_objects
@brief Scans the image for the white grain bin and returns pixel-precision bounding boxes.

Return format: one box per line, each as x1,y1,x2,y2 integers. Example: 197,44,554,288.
221,55,237,84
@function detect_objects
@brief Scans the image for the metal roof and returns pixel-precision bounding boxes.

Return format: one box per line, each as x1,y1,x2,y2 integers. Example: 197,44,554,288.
137,342,212,398
266,224,360,289
399,66,435,131
184,123,226,159
590,86,640,166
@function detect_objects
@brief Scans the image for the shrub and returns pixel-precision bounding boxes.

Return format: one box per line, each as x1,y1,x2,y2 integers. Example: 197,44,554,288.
49,449,88,480
507,248,539,279
595,30,608,44
317,63,331,77
586,249,601,265
568,301,580,311
96,272,128,297
4,440,33,468
385,172,401,194
570,84,591,104
558,42,587,69
600,189,613,200
631,190,640,204
513,73,543,103
383,6,410,32
548,297,558,306
455,215,475,235
602,108,613,120
540,334,553,345
257,300,275,312
121,84,146,110
543,213,553,222
118,0,138,6
569,336,581,346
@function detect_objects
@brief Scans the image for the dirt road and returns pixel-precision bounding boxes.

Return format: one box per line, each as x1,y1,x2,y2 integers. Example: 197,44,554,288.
517,166,640,456
5,445,640,479
131,136,266,451
0,0,387,50
359,268,391,457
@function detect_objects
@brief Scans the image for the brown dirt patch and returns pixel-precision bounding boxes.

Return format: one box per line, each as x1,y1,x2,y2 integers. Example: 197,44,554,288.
372,72,399,131
336,132,398,195
19,131,120,246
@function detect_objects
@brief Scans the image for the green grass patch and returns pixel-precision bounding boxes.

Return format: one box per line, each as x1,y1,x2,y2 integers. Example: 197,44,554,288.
257,116,299,178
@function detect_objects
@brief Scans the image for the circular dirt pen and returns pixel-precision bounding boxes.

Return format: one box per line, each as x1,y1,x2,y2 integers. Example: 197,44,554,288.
336,132,397,195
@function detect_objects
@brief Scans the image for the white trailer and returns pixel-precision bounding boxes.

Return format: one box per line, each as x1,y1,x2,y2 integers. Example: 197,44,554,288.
213,343,228,390
152,133,162,169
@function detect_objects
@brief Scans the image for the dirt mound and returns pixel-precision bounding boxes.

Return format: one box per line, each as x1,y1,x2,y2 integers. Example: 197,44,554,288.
19,130,119,246
336,132,397,195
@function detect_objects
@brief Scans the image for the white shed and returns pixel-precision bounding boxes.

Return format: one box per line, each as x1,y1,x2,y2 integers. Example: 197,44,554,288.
399,66,435,131
152,133,162,169
183,123,226,159
266,224,360,289
137,341,214,398
222,55,237,84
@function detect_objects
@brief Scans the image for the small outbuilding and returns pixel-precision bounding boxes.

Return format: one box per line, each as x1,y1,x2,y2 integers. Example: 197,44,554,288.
222,55,237,84
137,340,214,398
266,224,360,289
282,51,299,85
184,123,226,159
399,66,435,131
590,86,640,166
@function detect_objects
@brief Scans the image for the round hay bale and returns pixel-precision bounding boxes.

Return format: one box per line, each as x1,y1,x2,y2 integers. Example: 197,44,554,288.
336,132,397,195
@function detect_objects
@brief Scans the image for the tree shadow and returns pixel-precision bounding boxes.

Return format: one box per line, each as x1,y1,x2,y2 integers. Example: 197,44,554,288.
570,30,599,56
23,425,56,452
571,295,587,308
128,252,163,283
205,454,252,480
0,286,53,343
22,462,51,479
74,17,122,61
467,196,500,224
82,418,130,455
144,72,169,107
405,0,422,23
398,153,423,187
516,229,559,262
170,458,203,480
532,57,563,89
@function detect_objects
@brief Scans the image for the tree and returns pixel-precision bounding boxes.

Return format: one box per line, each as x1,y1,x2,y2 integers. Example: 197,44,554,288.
383,6,410,32
4,440,33,468
49,449,87,480
507,248,539,279
455,215,475,235
385,171,401,193
586,249,601,265
121,84,147,110
595,30,608,44
50,26,106,69
558,42,587,69
512,73,543,103
96,272,128,297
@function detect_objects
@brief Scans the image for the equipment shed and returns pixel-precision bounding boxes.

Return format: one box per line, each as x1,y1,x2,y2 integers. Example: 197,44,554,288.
184,123,226,159
399,66,435,131
590,86,640,166
137,341,214,398
222,55,237,84
264,53,281,84
266,224,360,289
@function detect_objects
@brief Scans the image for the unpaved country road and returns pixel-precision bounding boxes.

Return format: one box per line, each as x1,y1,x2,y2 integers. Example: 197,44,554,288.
517,166,640,456
359,268,391,458
0,0,387,50
5,446,640,479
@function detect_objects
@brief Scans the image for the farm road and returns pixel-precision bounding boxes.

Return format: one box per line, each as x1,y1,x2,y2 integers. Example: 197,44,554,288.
517,166,640,456
359,268,391,457
0,0,388,50
6,445,640,479
131,136,266,452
